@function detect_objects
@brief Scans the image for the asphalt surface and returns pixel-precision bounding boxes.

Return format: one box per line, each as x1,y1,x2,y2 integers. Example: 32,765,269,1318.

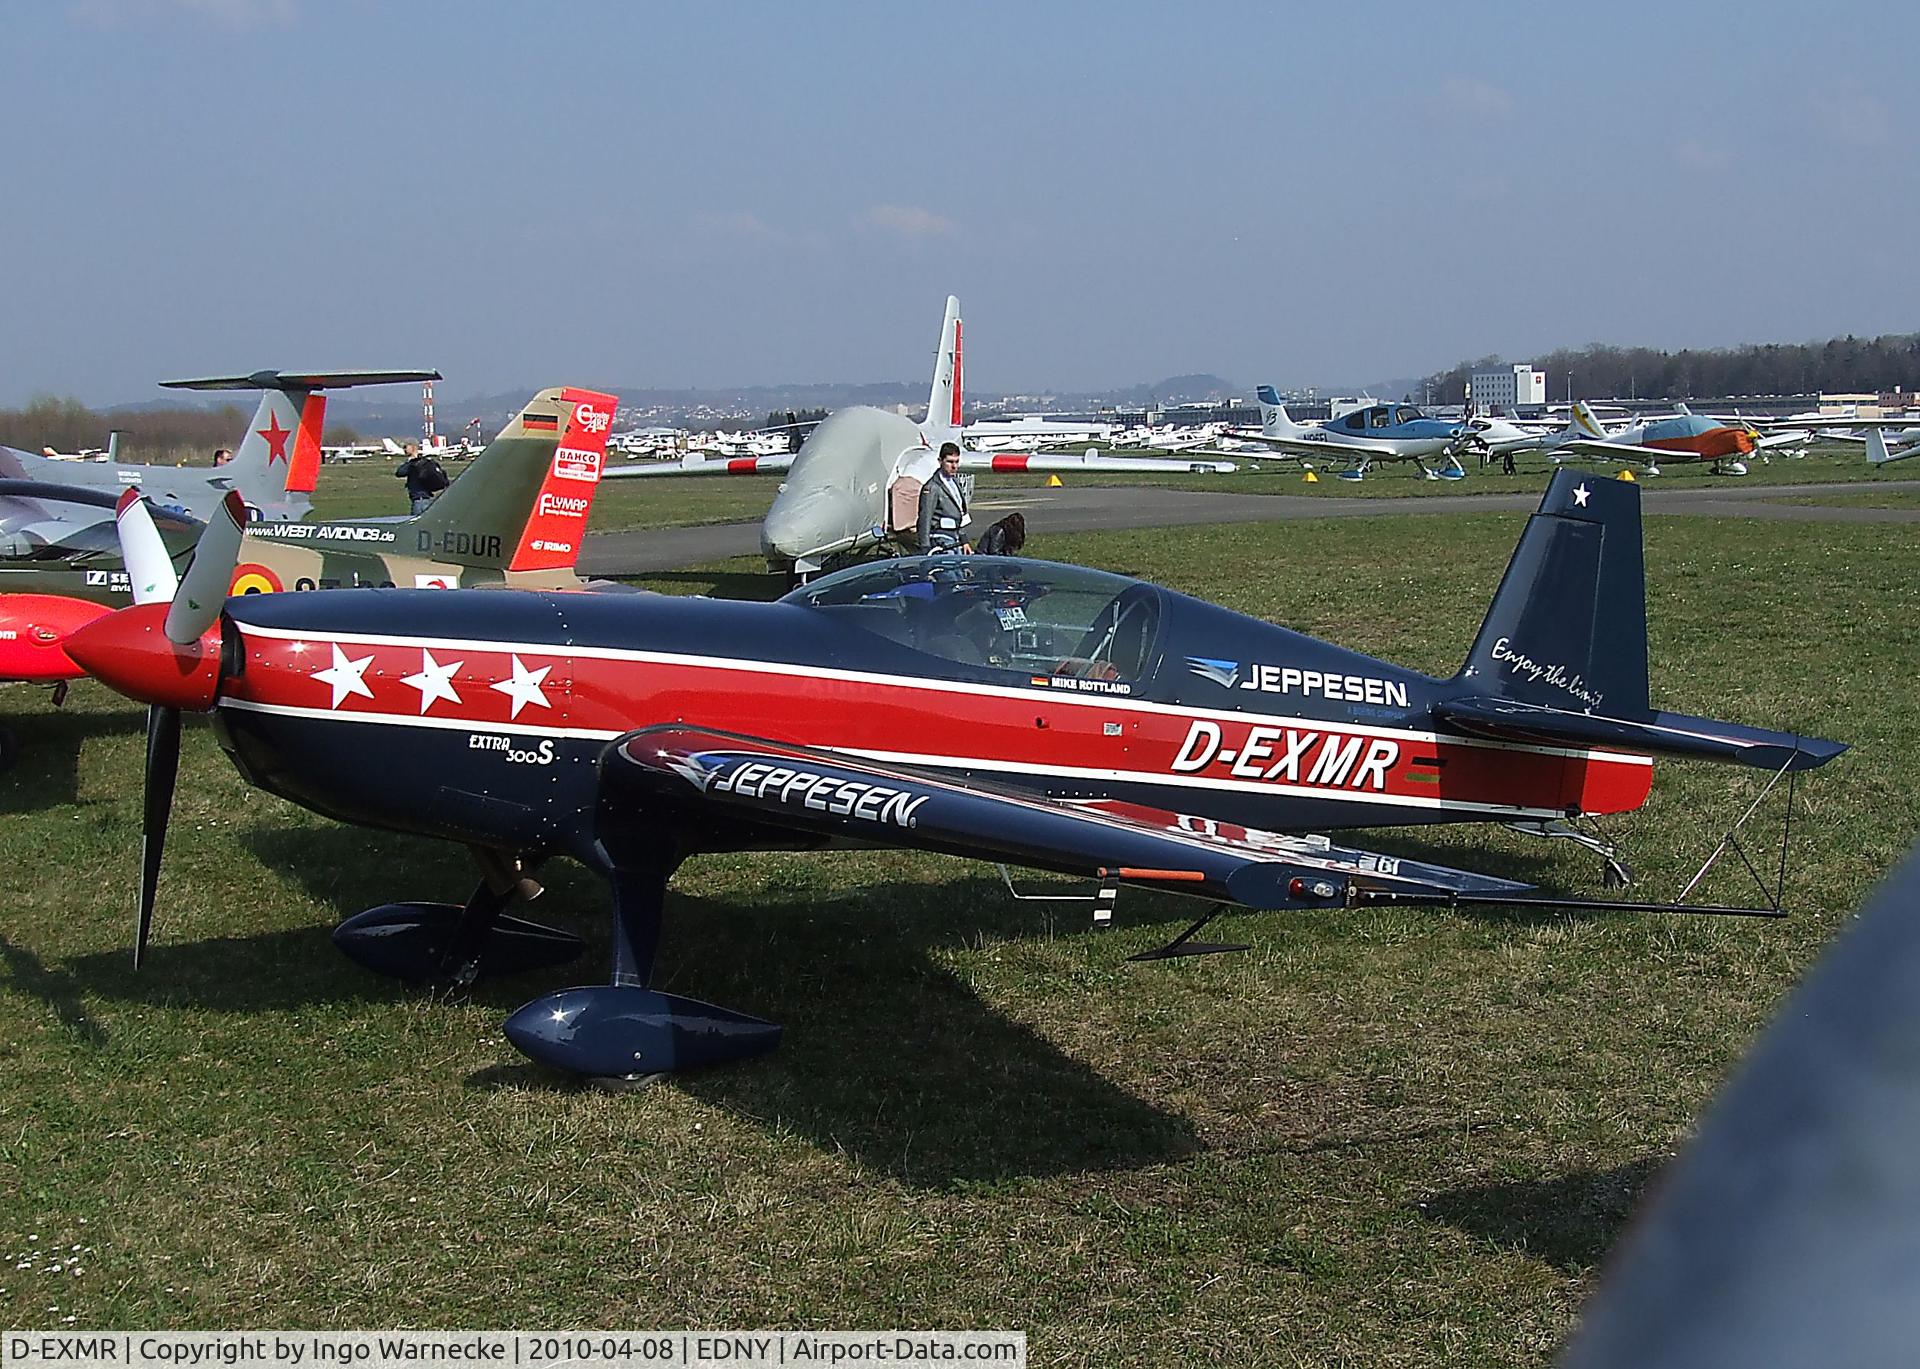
579,478,1920,576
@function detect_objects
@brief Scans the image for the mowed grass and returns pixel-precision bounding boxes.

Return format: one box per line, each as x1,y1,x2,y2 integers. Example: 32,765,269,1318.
0,510,1915,1364
297,443,1919,535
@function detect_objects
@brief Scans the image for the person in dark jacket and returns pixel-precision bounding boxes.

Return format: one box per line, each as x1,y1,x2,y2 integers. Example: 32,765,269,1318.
395,442,449,515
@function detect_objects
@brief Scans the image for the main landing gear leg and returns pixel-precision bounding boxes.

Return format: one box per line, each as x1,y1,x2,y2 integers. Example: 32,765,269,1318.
503,841,782,1085
330,850,585,986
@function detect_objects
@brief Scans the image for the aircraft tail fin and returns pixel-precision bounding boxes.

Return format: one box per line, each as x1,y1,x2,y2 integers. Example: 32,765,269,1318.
1570,400,1608,439
406,387,618,574
213,389,323,513
1254,385,1300,436
1866,428,1905,465
924,295,963,437
161,370,440,513
1447,470,1842,771
1458,470,1650,716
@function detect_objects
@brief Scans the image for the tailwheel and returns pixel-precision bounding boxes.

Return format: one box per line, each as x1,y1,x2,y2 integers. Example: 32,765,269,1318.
503,843,782,1083
1603,857,1635,890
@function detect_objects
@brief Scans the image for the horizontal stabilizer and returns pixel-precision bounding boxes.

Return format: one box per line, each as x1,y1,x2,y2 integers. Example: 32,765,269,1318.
160,370,443,392
1434,696,1845,772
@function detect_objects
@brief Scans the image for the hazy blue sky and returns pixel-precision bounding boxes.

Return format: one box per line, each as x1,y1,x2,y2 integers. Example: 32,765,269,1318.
3,0,1915,406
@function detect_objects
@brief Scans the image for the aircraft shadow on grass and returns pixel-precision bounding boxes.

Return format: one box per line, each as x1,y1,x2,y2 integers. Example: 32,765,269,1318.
0,702,146,812
0,932,107,1046
1415,1156,1666,1272
55,821,1204,1187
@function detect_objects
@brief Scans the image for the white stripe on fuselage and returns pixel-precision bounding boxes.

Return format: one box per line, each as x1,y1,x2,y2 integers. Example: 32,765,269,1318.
230,622,1654,768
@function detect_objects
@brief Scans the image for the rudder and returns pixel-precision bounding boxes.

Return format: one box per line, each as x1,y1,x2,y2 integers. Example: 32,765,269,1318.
1457,470,1649,717
407,386,618,574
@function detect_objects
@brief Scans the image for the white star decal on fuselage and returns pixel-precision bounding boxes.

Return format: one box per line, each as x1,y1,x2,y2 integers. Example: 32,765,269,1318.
312,643,375,709
490,654,553,719
400,650,464,714
1573,483,1591,507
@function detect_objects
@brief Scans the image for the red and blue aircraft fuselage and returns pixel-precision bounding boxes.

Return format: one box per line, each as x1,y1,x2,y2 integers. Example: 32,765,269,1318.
160,569,1655,861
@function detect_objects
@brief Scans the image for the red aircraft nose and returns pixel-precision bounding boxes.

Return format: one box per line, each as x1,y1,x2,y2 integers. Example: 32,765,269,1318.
64,603,223,712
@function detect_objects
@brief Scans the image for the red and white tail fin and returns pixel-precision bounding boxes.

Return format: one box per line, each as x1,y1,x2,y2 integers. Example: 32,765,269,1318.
924,295,963,438
160,369,439,515
508,388,619,573
223,389,316,512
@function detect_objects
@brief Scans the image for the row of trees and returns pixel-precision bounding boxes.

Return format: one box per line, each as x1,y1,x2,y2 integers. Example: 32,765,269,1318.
1421,332,1920,406
0,396,360,465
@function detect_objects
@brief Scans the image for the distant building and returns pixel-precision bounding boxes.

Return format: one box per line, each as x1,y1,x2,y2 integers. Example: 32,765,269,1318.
1469,364,1547,412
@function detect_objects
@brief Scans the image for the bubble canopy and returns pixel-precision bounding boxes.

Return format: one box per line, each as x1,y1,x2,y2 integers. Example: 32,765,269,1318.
781,555,1164,681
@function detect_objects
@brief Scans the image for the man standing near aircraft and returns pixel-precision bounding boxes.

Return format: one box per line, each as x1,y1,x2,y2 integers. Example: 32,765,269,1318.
917,442,970,553
395,440,448,515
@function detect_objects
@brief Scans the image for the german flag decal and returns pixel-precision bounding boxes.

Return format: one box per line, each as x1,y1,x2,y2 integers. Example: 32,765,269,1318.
523,412,560,432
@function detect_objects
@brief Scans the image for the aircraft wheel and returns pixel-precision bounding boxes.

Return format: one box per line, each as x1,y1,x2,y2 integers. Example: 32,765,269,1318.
1604,858,1635,889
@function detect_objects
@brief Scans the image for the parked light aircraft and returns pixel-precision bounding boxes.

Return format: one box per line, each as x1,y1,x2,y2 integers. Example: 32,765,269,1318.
0,387,616,750
604,297,1236,577
1222,386,1483,479
71,469,1841,1082
0,371,439,529
1549,402,1760,475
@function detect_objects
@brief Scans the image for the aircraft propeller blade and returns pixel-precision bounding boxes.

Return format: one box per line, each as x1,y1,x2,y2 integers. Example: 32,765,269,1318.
136,702,181,968
164,489,246,646
113,488,180,606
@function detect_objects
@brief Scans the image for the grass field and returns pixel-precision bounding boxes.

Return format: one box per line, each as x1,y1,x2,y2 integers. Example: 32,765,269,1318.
289,444,1919,533
1,506,1916,1363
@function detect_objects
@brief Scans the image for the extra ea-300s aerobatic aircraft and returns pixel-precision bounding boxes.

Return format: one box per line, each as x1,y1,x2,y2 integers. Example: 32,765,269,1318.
604,296,1238,578
68,468,1841,1084
0,370,439,527
1223,386,1486,480
0,388,617,770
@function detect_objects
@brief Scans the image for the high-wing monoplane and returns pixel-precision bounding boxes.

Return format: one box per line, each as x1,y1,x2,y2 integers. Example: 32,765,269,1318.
0,370,440,528
604,297,1236,576
1224,386,1484,479
71,470,1842,1083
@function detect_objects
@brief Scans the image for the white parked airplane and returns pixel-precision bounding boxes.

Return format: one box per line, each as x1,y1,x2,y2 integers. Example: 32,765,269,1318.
605,296,1237,576
1220,385,1482,479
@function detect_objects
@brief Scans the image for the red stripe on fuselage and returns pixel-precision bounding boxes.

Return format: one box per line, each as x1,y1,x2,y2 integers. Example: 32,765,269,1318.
727,457,759,473
990,455,1032,472
220,631,1655,819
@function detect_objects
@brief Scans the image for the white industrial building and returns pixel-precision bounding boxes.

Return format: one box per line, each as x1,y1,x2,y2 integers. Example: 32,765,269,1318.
1469,364,1547,411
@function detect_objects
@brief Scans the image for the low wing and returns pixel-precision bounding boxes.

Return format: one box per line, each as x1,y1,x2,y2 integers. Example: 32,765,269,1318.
1556,439,1690,466
1217,431,1406,460
958,451,1236,474
601,453,797,478
605,724,1532,911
